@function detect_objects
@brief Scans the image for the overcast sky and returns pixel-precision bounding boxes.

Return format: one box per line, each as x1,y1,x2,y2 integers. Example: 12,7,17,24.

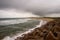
0,0,60,18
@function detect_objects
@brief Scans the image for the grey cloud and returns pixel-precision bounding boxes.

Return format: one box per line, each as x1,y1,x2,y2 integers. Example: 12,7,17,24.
0,0,60,16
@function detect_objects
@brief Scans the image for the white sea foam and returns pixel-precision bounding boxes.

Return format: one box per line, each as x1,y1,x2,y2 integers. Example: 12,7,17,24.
0,19,31,25
2,20,47,40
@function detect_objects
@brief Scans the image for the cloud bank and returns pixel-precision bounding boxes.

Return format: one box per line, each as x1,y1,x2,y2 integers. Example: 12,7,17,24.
0,9,39,18
0,0,60,17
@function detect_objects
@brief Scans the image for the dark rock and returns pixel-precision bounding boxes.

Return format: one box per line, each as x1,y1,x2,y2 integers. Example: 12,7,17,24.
15,19,60,40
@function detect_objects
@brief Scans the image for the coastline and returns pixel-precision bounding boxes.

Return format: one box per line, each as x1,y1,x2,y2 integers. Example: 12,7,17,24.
2,20,47,40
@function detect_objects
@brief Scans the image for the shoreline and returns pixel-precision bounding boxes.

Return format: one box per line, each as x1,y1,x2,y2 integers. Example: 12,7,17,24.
15,19,60,40
2,20,47,40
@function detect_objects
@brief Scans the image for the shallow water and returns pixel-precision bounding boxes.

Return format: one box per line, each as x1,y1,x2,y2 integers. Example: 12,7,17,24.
2,20,47,40
0,18,40,40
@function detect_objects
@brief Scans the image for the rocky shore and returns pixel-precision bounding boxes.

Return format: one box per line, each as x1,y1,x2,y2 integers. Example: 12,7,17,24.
15,19,60,40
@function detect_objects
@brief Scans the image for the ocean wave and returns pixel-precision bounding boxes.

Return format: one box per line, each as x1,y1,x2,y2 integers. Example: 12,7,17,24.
2,20,47,40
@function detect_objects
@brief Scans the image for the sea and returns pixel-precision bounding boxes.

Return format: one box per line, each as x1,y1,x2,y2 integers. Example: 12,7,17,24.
0,18,44,40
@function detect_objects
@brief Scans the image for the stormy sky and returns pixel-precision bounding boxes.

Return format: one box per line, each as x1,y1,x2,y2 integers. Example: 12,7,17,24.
0,0,60,18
